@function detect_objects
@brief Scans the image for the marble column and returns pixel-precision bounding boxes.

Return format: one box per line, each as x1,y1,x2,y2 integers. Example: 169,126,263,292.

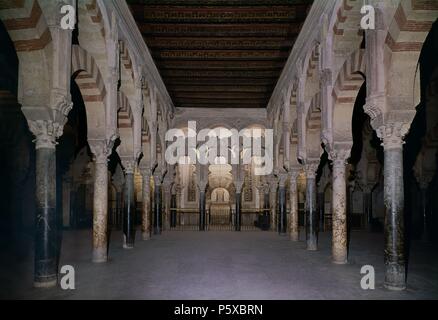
363,186,373,232
140,169,151,240
30,121,60,287
305,163,319,251
269,179,278,231
235,181,243,231
377,123,408,290
278,174,288,235
198,181,207,231
89,140,112,262
153,174,162,235
330,148,350,264
122,160,136,248
170,192,177,228
289,171,300,241
318,192,325,231
163,183,172,231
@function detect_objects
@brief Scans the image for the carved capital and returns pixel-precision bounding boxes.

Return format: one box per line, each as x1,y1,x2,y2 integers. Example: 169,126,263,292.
198,180,209,192
28,120,64,149
364,93,385,122
153,174,163,186
89,139,114,164
268,177,278,191
278,173,288,188
51,92,73,121
329,147,351,168
121,158,136,175
376,122,410,150
304,162,319,179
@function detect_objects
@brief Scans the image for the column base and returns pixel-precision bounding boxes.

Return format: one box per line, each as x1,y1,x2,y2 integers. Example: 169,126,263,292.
123,236,135,249
384,261,406,290
332,259,348,265
384,283,406,291
306,237,318,251
34,278,57,288
290,233,299,241
92,248,108,263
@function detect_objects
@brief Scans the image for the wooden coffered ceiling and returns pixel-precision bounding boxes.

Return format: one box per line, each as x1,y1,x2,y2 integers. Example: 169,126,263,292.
128,0,313,108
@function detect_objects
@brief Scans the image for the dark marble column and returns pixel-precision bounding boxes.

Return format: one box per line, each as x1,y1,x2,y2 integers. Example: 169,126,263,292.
199,190,206,231
318,192,325,231
122,161,136,248
170,193,177,228
378,124,407,290
34,143,58,287
278,186,287,234
153,175,162,235
235,181,243,231
305,163,319,251
363,186,373,232
417,179,431,242
278,174,287,235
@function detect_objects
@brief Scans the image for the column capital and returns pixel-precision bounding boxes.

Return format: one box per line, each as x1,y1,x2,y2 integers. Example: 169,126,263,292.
28,119,64,149
198,180,208,192
329,146,351,168
376,122,410,150
89,139,114,164
121,158,136,175
268,177,278,191
234,180,244,193
304,162,319,179
153,174,163,186
278,173,288,188
139,166,152,177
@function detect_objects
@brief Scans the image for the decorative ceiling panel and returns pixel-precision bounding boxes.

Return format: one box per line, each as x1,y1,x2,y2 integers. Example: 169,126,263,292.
128,0,313,108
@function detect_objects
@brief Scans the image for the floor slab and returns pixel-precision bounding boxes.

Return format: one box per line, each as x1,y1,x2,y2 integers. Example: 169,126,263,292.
1,229,437,299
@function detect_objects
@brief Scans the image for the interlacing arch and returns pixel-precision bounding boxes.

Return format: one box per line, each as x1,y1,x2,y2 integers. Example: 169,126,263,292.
331,0,363,50
117,90,134,129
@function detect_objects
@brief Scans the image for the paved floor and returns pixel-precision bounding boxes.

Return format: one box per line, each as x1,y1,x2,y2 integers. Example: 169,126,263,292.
1,229,438,299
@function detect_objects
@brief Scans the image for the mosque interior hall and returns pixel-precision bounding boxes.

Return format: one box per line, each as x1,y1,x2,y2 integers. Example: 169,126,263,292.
0,0,438,300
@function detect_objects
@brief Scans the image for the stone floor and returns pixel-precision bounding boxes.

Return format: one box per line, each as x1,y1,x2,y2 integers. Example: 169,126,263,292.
1,228,438,300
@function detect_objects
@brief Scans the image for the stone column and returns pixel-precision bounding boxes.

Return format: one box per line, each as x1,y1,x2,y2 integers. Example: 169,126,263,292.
377,123,408,290
235,180,243,231
363,185,373,231
305,163,319,251
89,140,112,262
163,181,172,231
289,170,300,241
170,190,177,228
122,160,136,249
330,148,350,264
278,173,288,235
29,121,62,287
415,176,432,242
140,169,151,240
318,192,325,231
198,181,208,231
153,174,162,235
269,178,278,231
